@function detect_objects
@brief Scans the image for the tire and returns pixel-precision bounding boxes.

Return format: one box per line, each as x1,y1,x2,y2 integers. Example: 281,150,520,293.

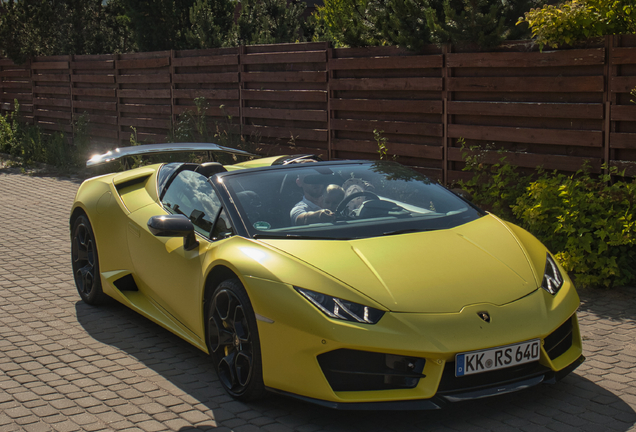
207,278,265,401
71,214,106,305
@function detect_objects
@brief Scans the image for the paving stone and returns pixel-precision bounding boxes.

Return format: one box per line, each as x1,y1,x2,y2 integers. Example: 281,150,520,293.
1,170,636,432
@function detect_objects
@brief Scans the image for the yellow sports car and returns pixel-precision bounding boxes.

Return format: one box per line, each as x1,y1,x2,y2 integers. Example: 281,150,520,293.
70,143,583,409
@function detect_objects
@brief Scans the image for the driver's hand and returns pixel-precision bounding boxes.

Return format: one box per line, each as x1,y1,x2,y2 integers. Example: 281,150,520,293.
318,209,334,221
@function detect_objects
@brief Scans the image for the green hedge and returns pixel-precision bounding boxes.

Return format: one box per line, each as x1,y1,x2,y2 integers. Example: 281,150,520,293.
459,146,636,289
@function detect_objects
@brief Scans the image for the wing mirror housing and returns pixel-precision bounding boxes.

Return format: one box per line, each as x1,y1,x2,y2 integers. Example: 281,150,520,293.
147,215,199,251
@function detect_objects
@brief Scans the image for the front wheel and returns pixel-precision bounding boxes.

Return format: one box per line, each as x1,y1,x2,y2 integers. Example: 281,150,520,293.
207,279,265,400
71,214,106,305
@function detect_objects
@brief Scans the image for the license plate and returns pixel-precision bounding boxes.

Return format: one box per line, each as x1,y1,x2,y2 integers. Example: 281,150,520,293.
455,339,541,377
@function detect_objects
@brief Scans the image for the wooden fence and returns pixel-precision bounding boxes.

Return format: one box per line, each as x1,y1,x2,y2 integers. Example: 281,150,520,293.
1,36,636,183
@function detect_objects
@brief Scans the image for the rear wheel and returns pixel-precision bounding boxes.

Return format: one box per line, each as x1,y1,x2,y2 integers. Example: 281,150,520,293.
71,214,106,305
207,279,265,400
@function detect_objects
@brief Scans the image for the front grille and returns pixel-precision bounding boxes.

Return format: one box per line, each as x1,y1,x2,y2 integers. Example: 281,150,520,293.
318,349,426,392
437,360,550,395
544,317,574,360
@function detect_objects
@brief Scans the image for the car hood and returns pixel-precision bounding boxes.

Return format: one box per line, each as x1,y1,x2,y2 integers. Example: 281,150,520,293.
260,215,540,313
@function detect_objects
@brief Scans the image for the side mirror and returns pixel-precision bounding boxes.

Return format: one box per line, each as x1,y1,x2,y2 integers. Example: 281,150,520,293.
147,215,199,251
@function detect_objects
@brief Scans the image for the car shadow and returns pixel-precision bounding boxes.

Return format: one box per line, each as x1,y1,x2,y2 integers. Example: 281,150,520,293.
76,300,636,432
578,286,636,322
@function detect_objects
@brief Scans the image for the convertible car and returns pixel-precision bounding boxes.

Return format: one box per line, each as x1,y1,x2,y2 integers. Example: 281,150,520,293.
70,142,584,409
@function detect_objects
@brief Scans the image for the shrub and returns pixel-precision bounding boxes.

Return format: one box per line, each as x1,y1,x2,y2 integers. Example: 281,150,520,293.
459,143,636,288
0,105,90,172
513,165,636,289
457,142,532,223
0,101,24,155
519,0,636,50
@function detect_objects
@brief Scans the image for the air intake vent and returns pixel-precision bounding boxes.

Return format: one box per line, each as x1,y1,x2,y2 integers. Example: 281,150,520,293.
544,317,574,360
318,349,425,392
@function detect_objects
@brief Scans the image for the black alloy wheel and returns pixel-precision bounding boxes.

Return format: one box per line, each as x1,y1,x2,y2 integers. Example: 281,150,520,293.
71,214,106,305
207,279,264,400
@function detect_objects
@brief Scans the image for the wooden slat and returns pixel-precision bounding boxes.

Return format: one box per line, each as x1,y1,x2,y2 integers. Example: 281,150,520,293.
120,130,168,143
36,121,73,133
71,74,115,83
611,105,636,121
609,132,636,149
245,42,327,54
84,114,118,125
447,147,601,172
330,77,442,91
447,49,604,68
32,74,70,83
447,101,603,119
34,97,71,108
242,125,328,141
242,50,326,65
173,105,240,117
72,88,116,97
333,139,443,159
242,71,327,83
611,76,636,93
89,127,118,139
73,100,117,111
610,161,636,176
2,82,32,88
330,55,443,70
33,86,70,95
119,117,171,129
31,61,69,70
0,70,30,78
448,124,603,147
1,102,33,112
117,74,170,84
172,89,239,99
71,60,115,70
332,119,442,136
119,104,172,115
117,89,171,99
241,89,326,102
331,98,442,114
34,109,72,120
173,72,239,84
172,55,238,67
244,107,328,122
117,57,170,69
448,76,604,93
611,47,636,65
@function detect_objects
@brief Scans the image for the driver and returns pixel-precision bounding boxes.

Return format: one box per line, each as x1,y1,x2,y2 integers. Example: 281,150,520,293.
290,174,335,225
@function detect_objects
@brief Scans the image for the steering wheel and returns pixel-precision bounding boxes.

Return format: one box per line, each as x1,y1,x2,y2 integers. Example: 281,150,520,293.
335,191,380,218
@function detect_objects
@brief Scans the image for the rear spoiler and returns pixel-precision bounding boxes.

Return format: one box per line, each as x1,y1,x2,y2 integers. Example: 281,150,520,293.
86,142,254,167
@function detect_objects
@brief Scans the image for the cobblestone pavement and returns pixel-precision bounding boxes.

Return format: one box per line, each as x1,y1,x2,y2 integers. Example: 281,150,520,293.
0,169,635,432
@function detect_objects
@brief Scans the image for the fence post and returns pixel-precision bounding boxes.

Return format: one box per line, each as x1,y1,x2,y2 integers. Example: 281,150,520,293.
115,53,121,146
69,54,75,145
442,43,450,185
327,42,333,160
238,45,246,144
603,35,614,174
170,49,175,139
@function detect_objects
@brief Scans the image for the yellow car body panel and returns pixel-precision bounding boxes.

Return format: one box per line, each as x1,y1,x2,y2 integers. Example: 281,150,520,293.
70,155,584,408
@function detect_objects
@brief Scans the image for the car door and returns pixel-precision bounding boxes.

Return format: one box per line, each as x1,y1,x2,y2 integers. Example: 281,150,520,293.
126,169,234,340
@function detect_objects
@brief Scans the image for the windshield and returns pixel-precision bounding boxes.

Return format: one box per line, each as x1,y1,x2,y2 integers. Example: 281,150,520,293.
222,161,484,240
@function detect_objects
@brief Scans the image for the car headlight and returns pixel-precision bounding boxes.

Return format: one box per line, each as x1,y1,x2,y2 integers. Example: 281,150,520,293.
541,253,564,295
295,287,385,324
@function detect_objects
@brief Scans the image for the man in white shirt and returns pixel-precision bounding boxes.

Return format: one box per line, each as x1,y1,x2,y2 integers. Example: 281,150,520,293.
290,174,335,225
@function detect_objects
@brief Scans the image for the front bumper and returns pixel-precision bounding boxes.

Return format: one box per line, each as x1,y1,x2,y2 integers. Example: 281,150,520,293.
269,353,585,410
246,276,583,407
